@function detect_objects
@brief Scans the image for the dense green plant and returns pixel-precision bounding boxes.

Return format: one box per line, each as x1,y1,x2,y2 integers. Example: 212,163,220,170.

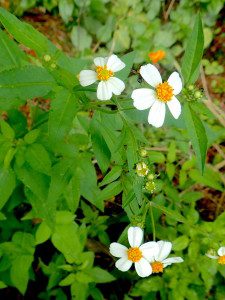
0,3,224,300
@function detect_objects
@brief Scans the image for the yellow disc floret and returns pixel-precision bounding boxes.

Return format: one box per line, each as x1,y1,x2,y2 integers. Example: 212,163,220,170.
151,261,164,273
127,247,142,262
218,255,225,265
96,65,114,81
156,81,173,102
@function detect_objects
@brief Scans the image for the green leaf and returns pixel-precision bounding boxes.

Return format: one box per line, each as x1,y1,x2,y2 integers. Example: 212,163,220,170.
0,281,7,289
173,235,189,251
51,223,82,264
24,129,40,144
64,176,80,212
0,66,55,99
150,202,186,223
90,119,111,173
0,29,27,71
59,0,74,23
183,103,207,173
97,181,122,203
99,166,122,187
48,89,79,146
0,120,15,140
0,8,49,56
25,143,52,175
189,168,223,192
181,14,204,84
85,267,115,283
71,26,92,51
0,167,16,209
35,222,52,245
117,51,135,81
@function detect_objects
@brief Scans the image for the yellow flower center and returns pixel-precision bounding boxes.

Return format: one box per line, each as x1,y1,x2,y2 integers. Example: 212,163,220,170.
127,247,142,262
218,255,225,265
151,261,164,273
96,65,114,81
156,81,173,102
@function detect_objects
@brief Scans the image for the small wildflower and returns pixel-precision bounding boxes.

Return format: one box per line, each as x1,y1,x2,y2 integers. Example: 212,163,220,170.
131,64,182,128
136,162,149,177
148,50,166,64
79,54,126,101
109,227,157,277
145,181,156,193
140,149,148,157
147,241,183,273
206,246,225,265
43,54,51,62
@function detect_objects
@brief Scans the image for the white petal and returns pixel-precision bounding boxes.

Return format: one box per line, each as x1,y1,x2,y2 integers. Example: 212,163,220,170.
79,70,97,86
167,96,181,119
107,77,125,95
140,64,162,88
135,258,152,277
168,72,182,95
107,54,125,72
128,227,143,247
148,101,166,128
206,254,219,259
115,257,132,272
162,256,183,268
218,247,225,256
131,88,156,110
109,242,128,258
140,242,158,261
155,241,172,261
97,81,112,100
93,57,107,67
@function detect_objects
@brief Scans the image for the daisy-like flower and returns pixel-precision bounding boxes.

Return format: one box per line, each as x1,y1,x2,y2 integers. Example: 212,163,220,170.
147,241,183,273
109,227,157,277
131,64,182,128
79,54,126,101
206,246,225,265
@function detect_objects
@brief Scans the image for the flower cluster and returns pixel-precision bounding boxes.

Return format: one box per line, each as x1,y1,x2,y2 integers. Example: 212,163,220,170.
79,54,183,128
109,226,183,277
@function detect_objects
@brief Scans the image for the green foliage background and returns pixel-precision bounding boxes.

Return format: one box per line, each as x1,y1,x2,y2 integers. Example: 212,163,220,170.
0,0,224,299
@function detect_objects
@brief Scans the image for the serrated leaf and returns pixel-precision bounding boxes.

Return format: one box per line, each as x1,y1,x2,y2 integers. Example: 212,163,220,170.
183,103,207,173
99,166,122,187
117,51,135,81
150,202,186,223
181,14,204,84
0,66,55,99
97,180,122,203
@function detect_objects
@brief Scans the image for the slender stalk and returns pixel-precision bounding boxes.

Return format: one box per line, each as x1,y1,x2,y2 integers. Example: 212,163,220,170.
149,203,156,241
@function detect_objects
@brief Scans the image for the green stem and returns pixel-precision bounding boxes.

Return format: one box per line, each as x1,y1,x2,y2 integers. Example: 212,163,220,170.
149,202,156,241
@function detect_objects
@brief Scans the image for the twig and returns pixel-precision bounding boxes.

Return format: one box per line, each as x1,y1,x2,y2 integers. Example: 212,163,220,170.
164,0,176,21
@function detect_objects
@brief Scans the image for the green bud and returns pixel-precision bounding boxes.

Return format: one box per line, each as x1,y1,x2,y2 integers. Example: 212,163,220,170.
194,91,202,99
51,63,56,69
188,84,194,91
140,149,147,157
43,54,51,62
147,174,154,180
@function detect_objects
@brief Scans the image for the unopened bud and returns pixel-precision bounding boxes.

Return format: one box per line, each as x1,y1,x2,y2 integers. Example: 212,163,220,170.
194,91,202,99
147,174,154,180
145,181,156,193
140,149,147,157
188,84,194,91
44,54,51,62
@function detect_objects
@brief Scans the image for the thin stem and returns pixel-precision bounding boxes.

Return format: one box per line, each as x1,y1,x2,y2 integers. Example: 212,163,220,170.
149,203,156,241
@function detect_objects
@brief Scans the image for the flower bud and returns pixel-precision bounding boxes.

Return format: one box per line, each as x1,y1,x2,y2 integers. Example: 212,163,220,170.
145,181,156,193
43,54,51,62
140,149,147,157
188,84,194,91
194,91,202,99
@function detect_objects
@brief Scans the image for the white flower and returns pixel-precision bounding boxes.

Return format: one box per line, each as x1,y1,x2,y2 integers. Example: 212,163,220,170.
131,64,182,128
147,241,183,273
206,246,225,265
79,54,126,101
109,227,157,277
